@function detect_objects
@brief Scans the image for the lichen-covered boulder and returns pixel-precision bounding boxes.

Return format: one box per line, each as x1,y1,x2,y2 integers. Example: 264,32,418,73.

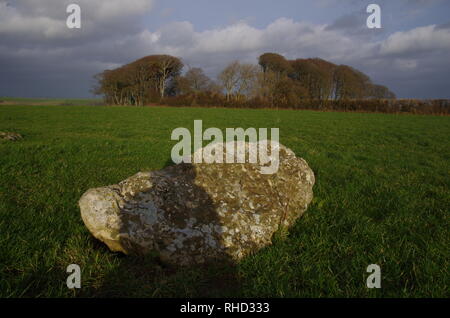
79,141,315,265
0,131,23,141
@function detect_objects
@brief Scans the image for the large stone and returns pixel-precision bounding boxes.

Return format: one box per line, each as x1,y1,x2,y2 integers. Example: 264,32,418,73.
79,141,315,265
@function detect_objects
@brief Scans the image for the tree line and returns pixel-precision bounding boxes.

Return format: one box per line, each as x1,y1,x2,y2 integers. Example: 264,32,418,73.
93,55,183,106
93,53,449,115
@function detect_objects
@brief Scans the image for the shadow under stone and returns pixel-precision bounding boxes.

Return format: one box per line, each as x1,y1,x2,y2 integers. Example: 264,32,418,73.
85,161,242,297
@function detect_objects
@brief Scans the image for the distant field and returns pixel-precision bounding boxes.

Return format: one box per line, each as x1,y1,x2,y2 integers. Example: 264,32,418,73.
0,102,448,298
0,97,102,106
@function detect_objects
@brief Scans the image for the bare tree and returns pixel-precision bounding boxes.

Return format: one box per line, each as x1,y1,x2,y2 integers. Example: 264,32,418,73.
218,61,241,101
218,61,259,101
179,67,213,94
153,55,183,98
236,64,259,100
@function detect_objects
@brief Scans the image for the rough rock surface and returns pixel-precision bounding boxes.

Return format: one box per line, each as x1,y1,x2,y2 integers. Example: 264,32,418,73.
79,141,315,265
0,131,23,141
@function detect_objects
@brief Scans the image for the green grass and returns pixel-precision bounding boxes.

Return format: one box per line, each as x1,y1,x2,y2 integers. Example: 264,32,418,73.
0,103,449,298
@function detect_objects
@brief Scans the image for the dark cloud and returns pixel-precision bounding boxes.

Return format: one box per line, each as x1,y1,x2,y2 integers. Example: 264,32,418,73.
0,0,449,99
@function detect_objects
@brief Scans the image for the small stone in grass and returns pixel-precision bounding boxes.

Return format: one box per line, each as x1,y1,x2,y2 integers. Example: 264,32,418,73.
0,131,23,141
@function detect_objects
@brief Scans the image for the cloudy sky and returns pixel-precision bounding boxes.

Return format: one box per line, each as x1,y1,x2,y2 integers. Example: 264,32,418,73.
1,0,450,99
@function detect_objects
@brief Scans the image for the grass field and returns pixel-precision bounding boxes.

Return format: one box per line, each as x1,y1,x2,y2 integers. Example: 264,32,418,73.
0,102,449,298
0,97,102,107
